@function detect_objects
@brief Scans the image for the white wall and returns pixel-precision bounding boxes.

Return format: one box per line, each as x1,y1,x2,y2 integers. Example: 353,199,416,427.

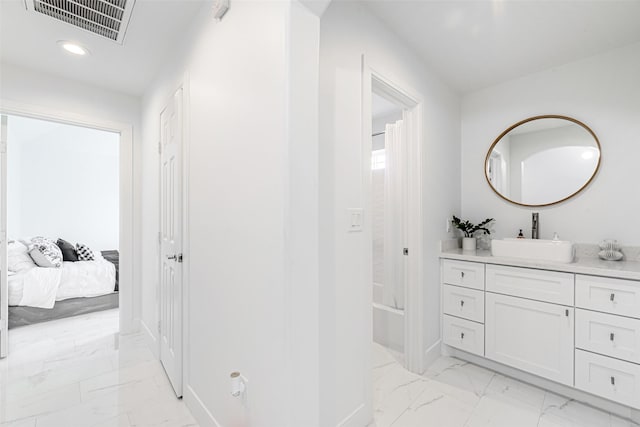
7,115,119,251
0,62,141,333
140,2,321,425
461,42,640,245
319,2,461,425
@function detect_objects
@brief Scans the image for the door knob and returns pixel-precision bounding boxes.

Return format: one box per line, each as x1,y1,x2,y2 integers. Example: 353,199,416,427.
166,254,183,262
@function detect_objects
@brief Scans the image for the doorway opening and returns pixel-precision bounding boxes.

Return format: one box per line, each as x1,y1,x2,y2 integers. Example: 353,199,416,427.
0,111,131,361
364,71,424,399
371,92,406,362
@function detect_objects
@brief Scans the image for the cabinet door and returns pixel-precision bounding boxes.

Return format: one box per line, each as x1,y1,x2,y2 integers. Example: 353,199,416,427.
443,284,484,323
576,275,640,319
442,260,485,290
486,292,574,385
486,264,574,306
443,314,484,356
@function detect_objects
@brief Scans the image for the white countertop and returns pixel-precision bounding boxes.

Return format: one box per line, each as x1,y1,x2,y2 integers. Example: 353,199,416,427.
440,248,640,281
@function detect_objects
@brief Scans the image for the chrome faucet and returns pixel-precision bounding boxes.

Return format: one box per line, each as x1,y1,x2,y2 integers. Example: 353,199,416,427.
532,212,539,239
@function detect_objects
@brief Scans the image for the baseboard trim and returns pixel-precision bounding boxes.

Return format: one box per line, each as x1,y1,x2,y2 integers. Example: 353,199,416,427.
184,385,222,427
336,403,366,427
140,319,158,358
423,339,442,371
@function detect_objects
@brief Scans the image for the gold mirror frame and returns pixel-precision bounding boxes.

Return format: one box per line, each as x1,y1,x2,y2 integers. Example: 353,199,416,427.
485,115,601,208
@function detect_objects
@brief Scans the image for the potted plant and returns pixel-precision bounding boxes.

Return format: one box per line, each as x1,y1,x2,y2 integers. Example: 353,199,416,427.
452,215,495,251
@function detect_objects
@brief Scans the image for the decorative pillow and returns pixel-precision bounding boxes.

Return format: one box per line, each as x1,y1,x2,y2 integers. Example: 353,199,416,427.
76,243,95,261
56,238,79,262
29,237,63,268
8,240,37,272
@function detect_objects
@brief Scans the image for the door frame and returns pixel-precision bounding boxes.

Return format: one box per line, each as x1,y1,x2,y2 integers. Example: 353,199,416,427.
156,75,189,397
361,57,425,377
0,99,136,340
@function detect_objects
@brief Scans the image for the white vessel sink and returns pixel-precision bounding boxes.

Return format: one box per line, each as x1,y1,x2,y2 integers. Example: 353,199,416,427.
491,238,574,263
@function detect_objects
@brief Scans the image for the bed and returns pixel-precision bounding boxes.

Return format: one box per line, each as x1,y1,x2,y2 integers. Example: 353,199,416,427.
8,240,119,328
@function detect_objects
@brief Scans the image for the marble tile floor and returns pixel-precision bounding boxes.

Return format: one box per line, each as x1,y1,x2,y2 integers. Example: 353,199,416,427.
371,343,640,427
0,309,198,427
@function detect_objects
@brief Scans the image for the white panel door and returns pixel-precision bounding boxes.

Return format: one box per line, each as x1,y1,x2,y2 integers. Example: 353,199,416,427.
159,88,183,396
0,115,7,358
485,292,574,385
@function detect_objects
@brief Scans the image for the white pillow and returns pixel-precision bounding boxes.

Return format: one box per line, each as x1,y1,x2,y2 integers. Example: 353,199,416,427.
8,240,37,273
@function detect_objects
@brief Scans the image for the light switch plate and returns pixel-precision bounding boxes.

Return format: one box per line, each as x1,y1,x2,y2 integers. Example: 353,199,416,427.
348,208,363,232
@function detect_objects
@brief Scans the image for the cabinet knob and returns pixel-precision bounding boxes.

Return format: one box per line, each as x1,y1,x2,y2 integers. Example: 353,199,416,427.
611,376,616,386
565,309,569,317
460,300,465,307
460,332,465,339
461,271,465,278
610,333,615,341
611,293,615,302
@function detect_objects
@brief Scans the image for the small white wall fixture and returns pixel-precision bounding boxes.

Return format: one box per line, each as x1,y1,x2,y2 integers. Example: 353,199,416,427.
361,57,425,417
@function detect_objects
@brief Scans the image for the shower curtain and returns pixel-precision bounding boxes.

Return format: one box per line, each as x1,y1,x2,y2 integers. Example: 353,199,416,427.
383,119,406,310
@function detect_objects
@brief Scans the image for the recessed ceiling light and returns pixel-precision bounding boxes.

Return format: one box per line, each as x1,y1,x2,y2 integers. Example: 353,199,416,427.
57,41,89,56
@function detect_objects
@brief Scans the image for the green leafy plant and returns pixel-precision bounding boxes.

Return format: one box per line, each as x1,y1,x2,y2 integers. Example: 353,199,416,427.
451,215,495,238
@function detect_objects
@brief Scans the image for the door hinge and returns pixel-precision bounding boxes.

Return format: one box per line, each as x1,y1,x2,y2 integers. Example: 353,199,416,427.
158,231,161,245
157,320,161,333
158,141,162,154
403,248,409,256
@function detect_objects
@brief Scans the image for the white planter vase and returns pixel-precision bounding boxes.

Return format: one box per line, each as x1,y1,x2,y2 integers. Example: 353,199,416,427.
462,237,477,251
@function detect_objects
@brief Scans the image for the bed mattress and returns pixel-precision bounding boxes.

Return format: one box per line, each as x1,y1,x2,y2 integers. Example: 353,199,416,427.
9,257,116,308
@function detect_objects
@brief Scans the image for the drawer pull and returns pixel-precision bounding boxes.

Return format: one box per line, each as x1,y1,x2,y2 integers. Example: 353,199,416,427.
610,293,615,302
460,332,465,339
565,309,569,317
460,300,465,307
610,332,615,341
611,376,615,386
461,271,465,278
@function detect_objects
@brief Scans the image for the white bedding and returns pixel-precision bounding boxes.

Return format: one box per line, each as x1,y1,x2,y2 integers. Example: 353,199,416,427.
8,255,116,309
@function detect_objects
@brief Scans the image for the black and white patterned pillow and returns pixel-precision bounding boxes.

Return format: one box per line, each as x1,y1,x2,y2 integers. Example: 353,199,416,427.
29,237,63,268
76,243,95,261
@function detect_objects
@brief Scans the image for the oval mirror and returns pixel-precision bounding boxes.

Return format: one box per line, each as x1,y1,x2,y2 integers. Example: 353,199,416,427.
485,115,601,207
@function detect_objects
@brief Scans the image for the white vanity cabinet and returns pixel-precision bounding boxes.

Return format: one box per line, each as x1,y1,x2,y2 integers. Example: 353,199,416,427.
441,260,485,356
485,292,574,385
441,256,640,411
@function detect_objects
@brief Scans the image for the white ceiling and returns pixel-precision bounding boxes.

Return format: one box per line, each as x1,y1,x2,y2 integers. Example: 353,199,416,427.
364,0,640,94
2,1,640,97
0,0,204,96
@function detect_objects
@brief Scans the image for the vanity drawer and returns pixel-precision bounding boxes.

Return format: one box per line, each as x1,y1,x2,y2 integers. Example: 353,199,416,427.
443,314,484,356
486,264,574,305
442,260,485,290
575,349,640,409
576,309,640,364
576,275,640,319
443,284,484,323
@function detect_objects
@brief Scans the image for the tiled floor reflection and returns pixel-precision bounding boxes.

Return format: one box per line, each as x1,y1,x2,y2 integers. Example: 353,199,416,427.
371,343,638,427
0,309,197,427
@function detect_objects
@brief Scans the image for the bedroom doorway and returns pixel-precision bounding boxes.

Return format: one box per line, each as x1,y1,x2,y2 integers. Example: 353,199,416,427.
0,113,126,358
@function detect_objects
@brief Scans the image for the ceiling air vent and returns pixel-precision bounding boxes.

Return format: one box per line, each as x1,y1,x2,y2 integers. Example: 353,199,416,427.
25,0,136,44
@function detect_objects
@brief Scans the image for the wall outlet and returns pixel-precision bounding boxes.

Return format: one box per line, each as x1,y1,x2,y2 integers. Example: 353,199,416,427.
212,0,229,20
